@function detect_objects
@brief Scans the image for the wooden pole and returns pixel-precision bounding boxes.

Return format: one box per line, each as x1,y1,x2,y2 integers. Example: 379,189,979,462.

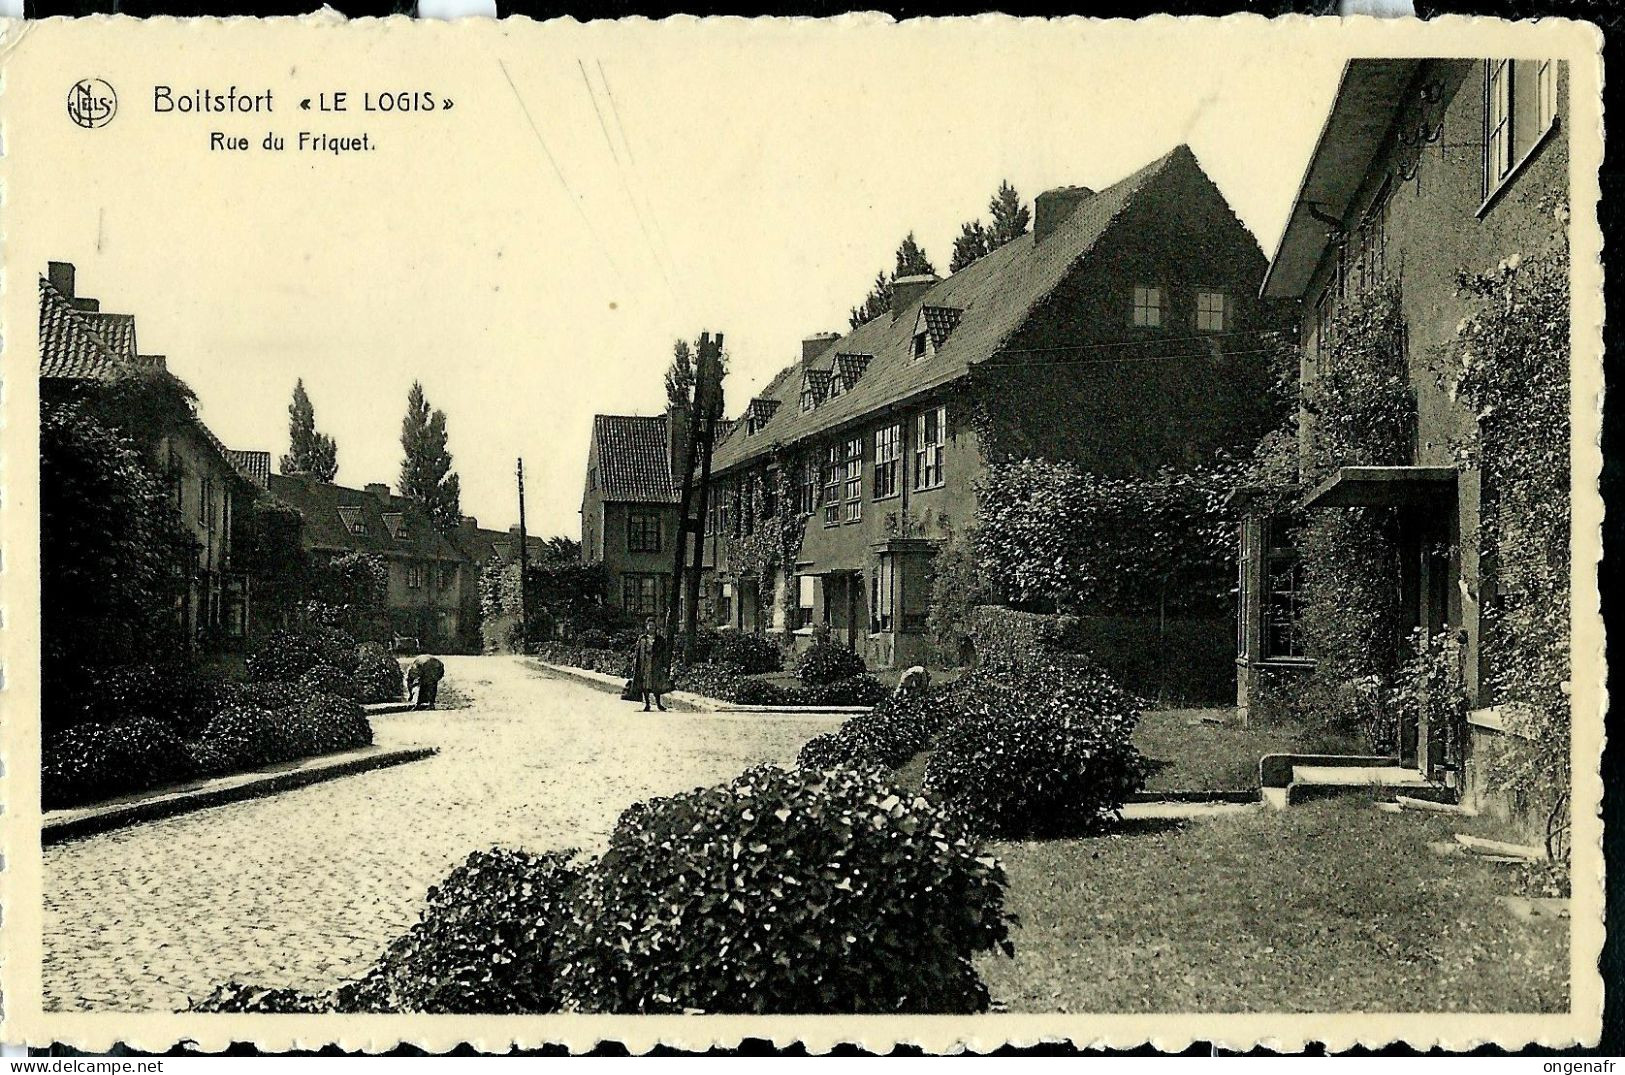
683,333,723,663
516,458,530,650
665,334,707,653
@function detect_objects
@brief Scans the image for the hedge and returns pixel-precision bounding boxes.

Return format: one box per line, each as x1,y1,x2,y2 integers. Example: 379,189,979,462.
796,688,947,771
42,717,195,810
189,695,372,777
353,648,405,704
796,641,869,686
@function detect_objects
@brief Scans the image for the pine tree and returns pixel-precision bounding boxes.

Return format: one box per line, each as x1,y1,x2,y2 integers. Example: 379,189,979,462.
399,381,462,533
280,378,338,482
666,339,696,408
988,180,1031,245
850,233,938,328
950,220,992,273
894,231,937,278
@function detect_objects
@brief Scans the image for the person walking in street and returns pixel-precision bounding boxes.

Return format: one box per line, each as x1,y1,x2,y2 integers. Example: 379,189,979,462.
405,654,445,710
632,617,670,712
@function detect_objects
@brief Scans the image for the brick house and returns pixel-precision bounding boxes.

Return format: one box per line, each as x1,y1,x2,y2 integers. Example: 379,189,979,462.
448,517,547,647
39,261,264,647
267,473,470,649
699,145,1280,670
579,409,690,621
1234,59,1569,800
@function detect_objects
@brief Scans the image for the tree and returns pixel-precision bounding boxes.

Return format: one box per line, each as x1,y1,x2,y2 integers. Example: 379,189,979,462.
849,270,894,330
894,231,936,278
950,220,992,274
849,234,937,328
399,381,463,532
280,379,338,482
665,340,696,408
987,180,1031,246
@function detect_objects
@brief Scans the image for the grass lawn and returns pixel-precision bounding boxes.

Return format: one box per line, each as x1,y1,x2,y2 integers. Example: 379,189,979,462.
1133,709,1367,791
976,799,1568,1013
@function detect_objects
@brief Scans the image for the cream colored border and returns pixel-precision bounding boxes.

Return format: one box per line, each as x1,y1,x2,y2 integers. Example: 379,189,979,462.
0,13,1605,1053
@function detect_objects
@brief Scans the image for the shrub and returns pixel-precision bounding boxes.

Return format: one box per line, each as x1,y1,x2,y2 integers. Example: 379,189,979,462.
190,696,371,777
731,677,790,706
298,663,360,702
967,605,1084,668
925,656,1148,837
575,628,610,650
60,661,230,739
798,688,948,771
713,632,784,674
353,649,405,704
673,661,744,702
339,848,583,1014
190,983,335,1014
226,679,316,712
42,717,195,809
246,626,361,683
282,693,373,758
531,643,631,678
556,765,1013,1014
795,675,890,707
796,642,868,686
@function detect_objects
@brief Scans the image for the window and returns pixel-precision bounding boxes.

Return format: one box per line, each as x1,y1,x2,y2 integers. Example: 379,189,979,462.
761,472,778,519
627,510,662,554
1195,291,1228,332
1132,286,1164,327
823,444,842,527
795,575,817,629
588,467,597,492
800,385,816,412
873,423,901,499
622,573,667,616
1485,59,1559,196
913,406,946,491
741,477,756,534
912,331,928,360
1311,286,1334,376
828,375,844,399
718,581,734,625
198,476,211,526
407,564,425,589
796,456,817,516
843,437,863,523
1262,519,1306,660
872,556,895,632
1354,183,1390,293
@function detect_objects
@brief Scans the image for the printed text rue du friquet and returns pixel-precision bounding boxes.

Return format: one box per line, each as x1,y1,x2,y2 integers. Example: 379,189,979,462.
152,85,457,154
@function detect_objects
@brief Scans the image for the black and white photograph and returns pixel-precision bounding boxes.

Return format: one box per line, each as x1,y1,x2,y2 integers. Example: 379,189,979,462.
0,13,1605,1053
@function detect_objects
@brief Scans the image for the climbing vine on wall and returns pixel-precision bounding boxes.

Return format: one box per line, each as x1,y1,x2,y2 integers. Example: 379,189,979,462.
721,451,806,636
1441,211,1571,849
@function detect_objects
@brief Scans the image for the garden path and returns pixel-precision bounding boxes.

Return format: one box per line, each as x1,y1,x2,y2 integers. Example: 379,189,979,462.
41,656,841,1012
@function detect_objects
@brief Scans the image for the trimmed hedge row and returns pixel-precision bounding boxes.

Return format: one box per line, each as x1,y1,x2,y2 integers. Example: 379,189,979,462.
198,765,1013,1015
42,717,195,810
797,688,948,771
189,694,373,778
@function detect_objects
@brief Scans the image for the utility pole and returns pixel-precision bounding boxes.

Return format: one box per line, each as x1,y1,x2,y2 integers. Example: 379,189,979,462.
683,333,723,663
516,457,530,651
665,335,707,653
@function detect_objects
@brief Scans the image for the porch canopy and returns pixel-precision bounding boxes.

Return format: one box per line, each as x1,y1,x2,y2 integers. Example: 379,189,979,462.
1302,465,1459,509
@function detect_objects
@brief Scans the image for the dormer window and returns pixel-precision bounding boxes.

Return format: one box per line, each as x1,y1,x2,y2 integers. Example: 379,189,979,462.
912,332,928,359
338,506,369,536
1133,286,1166,327
828,375,844,398
914,306,962,360
800,387,815,412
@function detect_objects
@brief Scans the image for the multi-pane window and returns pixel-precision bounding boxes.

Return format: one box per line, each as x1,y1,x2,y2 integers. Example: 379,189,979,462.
1262,520,1306,660
912,331,928,360
913,406,946,491
1355,184,1390,293
761,472,778,519
796,575,817,629
718,581,734,625
842,437,864,523
828,375,844,399
717,486,732,536
823,444,842,527
873,423,901,499
1537,59,1557,132
1195,291,1227,332
796,456,817,516
1486,59,1559,195
1487,59,1512,185
622,573,666,616
406,564,425,589
800,385,816,412
1132,286,1164,327
872,556,895,632
627,510,662,554
198,477,211,526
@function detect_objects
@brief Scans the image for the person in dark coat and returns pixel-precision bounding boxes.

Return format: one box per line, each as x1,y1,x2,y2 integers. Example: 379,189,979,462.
632,617,670,712
406,654,445,709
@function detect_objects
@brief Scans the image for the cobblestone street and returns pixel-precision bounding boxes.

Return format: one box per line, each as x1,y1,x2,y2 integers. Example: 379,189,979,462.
42,656,841,1012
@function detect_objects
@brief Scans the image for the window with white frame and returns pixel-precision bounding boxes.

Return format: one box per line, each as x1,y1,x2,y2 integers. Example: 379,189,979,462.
796,574,817,629
873,422,901,499
1195,291,1228,332
627,510,662,554
407,564,425,589
843,437,864,522
1132,286,1165,327
913,406,946,491
1485,59,1560,196
1487,59,1512,185
823,445,842,526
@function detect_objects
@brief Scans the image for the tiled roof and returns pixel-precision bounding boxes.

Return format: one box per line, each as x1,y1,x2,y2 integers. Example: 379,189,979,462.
86,313,138,359
38,277,126,380
448,524,543,567
268,474,467,563
803,368,832,404
711,145,1204,474
920,306,963,348
592,414,678,504
834,352,873,390
746,398,781,424
225,449,272,488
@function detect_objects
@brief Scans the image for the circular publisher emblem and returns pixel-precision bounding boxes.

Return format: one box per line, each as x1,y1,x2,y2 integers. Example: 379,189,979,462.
67,79,118,129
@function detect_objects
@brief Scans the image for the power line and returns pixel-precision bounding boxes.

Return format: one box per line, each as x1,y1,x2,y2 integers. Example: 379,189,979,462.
577,59,677,299
595,59,683,293
497,58,629,289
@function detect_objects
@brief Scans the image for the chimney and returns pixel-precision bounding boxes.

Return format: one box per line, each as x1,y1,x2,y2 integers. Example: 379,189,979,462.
801,332,839,365
890,274,938,320
1033,186,1095,244
460,516,478,531
46,261,75,298
364,482,391,504
139,354,167,370
667,402,692,484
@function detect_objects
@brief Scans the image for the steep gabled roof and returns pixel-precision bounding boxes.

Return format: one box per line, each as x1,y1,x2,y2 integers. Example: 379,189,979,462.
225,449,272,488
267,474,467,563
39,277,126,380
592,413,678,504
711,145,1205,473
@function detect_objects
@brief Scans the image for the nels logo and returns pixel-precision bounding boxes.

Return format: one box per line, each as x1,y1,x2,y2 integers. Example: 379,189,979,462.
67,78,118,129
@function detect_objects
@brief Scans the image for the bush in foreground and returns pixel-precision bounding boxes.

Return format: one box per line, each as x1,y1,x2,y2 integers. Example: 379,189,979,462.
57,661,229,739
353,648,406,704
189,696,372,777
298,663,359,702
340,848,583,1014
796,641,869,686
556,765,1012,1014
42,717,195,809
924,656,1148,837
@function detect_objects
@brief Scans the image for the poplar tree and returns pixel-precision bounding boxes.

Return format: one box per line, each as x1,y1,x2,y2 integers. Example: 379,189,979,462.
280,378,338,482
399,381,462,532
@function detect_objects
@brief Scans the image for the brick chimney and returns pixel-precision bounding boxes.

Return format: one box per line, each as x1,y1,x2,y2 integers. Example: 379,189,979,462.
1033,185,1095,244
364,482,391,504
460,516,478,532
801,332,839,365
891,274,939,320
47,261,75,298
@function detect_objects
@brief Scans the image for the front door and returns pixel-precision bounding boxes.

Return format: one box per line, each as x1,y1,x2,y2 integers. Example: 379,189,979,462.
1398,508,1455,776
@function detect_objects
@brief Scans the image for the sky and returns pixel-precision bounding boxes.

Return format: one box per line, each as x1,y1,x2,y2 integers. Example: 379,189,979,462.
11,17,1352,538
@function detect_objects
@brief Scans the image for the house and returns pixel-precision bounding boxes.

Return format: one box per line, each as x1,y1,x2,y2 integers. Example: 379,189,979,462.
1235,59,1569,803
39,261,264,647
579,408,689,620
699,145,1280,670
448,517,548,646
267,473,471,649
